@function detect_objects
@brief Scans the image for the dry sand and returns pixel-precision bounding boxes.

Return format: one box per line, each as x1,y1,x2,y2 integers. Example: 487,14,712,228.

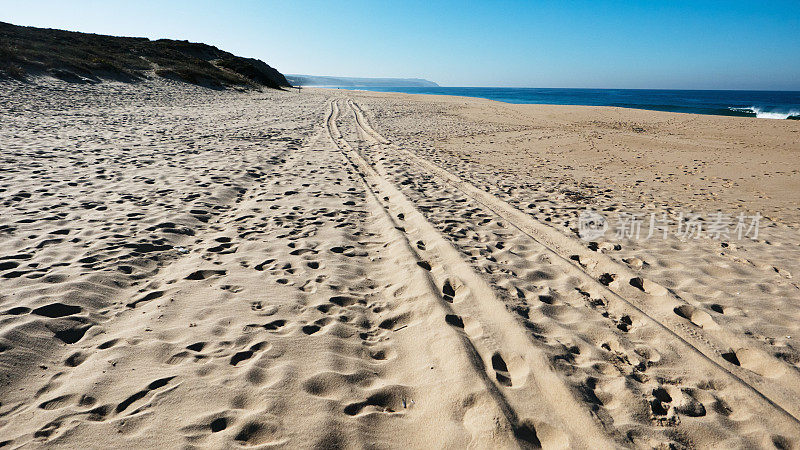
1,79,800,448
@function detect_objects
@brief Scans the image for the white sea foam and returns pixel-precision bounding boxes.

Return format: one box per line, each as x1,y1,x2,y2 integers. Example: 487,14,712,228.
729,106,800,119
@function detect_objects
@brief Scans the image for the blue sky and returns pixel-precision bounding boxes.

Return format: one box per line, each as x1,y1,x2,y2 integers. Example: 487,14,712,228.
3,0,799,89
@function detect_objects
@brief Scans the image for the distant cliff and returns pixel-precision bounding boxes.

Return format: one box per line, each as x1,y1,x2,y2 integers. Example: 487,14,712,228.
0,21,291,89
287,74,438,87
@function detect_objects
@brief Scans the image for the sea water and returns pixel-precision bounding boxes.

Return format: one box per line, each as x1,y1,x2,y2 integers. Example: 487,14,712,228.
335,87,800,120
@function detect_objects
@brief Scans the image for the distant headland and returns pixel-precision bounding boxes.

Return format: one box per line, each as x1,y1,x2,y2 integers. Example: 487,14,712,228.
287,74,438,87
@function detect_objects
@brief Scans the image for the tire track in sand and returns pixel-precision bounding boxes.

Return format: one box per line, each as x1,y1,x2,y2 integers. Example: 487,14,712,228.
327,98,616,449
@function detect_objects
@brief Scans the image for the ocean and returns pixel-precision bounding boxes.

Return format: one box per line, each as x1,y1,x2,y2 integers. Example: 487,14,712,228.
333,87,800,119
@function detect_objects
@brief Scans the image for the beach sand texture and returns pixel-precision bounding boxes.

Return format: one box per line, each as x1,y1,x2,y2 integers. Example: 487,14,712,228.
1,80,800,448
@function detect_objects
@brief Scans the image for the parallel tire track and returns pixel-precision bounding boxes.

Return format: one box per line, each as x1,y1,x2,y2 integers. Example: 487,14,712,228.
327,99,617,449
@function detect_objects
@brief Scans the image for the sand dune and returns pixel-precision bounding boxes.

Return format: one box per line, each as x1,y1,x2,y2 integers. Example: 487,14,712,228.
1,79,799,448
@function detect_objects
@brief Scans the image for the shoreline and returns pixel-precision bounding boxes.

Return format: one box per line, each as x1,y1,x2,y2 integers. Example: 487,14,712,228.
312,86,800,120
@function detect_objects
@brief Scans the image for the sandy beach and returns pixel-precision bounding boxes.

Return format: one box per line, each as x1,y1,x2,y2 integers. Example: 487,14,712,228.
2,79,800,448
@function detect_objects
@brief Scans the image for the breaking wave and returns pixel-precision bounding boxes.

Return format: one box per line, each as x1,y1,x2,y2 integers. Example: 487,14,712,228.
728,106,800,120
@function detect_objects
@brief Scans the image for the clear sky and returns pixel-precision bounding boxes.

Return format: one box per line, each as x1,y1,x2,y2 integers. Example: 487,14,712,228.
3,0,799,89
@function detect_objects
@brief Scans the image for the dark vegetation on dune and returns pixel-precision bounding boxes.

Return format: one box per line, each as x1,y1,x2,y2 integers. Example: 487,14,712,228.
0,21,291,89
